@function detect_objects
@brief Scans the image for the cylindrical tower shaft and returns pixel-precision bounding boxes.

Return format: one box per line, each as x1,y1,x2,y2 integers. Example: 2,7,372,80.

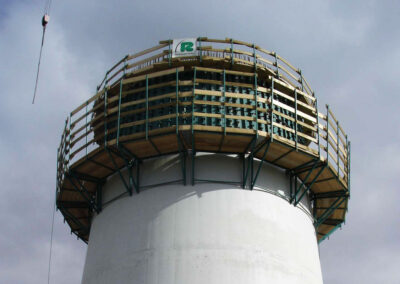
82,154,322,284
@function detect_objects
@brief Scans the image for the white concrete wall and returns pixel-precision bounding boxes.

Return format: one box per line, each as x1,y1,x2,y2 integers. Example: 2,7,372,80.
82,154,323,284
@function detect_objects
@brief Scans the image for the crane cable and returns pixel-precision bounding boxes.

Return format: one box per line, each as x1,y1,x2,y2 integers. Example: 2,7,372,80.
32,0,53,104
47,195,56,284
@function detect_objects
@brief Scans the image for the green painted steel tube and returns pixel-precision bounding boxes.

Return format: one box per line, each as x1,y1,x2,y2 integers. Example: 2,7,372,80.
294,164,326,206
274,52,279,77
85,101,88,157
251,139,271,189
315,98,321,159
326,104,329,165
299,69,304,91
336,120,340,175
116,80,123,146
198,38,202,63
316,196,347,228
254,73,258,137
252,44,257,71
103,75,108,148
230,39,234,66
293,161,319,204
270,79,274,142
145,75,149,140
294,90,298,150
176,68,179,134
223,70,226,136
192,68,196,134
168,40,171,67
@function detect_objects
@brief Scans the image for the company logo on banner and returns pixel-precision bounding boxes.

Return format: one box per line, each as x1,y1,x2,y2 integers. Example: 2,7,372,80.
172,38,197,58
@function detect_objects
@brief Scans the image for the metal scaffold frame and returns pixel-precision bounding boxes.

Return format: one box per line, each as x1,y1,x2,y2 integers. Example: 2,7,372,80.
56,38,351,243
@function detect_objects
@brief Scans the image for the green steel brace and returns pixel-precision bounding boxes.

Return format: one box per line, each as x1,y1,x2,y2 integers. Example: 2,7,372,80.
96,183,102,213
291,159,317,173
65,174,96,212
106,148,133,195
250,138,272,189
59,206,89,238
145,75,149,140
271,149,295,164
178,139,187,186
291,160,319,204
241,153,245,188
242,137,256,188
191,145,195,186
315,196,347,228
294,89,298,151
110,144,141,195
289,172,293,201
294,164,326,206
175,69,187,186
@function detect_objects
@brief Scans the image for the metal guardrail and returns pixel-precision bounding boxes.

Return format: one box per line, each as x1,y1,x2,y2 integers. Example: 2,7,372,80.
56,38,350,209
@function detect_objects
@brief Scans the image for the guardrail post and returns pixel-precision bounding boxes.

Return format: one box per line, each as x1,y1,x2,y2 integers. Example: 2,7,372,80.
315,97,321,159
116,58,128,147
116,79,123,147
336,120,340,175
274,52,279,78
103,74,108,148
223,69,226,136
198,37,202,63
326,104,329,165
145,75,149,140
176,68,179,135
347,140,351,193
85,101,88,157
230,39,234,67
254,73,258,138
299,69,304,91
345,134,349,186
68,114,72,166
168,40,172,67
270,78,274,142
252,44,257,72
294,89,298,151
192,67,196,135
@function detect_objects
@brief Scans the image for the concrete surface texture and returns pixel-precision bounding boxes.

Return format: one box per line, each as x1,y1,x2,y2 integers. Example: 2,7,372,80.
82,154,323,284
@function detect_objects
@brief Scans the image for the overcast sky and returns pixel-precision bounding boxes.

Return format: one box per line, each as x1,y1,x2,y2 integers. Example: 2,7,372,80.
0,0,399,283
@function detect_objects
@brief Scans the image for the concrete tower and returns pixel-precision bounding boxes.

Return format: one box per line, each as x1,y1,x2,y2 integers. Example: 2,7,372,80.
56,38,351,284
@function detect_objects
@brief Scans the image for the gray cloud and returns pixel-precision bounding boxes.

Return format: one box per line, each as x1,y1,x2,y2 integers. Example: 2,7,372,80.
0,0,399,283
